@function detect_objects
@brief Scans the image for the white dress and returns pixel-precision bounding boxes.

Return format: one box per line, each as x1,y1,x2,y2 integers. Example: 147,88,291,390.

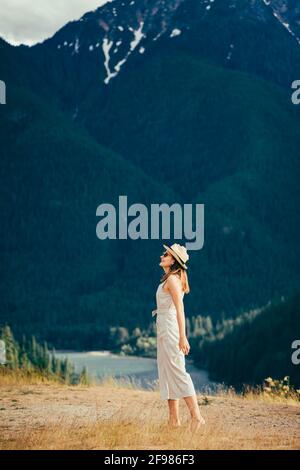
153,281,196,400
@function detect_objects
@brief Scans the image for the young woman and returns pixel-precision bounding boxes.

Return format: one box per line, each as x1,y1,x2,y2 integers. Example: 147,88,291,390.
152,243,206,431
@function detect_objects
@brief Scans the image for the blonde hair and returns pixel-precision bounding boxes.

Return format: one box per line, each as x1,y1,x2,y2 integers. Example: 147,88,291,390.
160,262,190,294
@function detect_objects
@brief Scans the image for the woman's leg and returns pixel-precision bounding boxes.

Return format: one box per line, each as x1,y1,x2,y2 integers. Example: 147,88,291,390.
167,398,181,426
183,394,205,425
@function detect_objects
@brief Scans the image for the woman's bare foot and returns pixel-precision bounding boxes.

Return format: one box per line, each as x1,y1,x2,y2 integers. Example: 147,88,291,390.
189,415,205,433
168,418,182,427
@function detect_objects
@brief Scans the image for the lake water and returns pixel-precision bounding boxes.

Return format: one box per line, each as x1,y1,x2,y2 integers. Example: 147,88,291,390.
55,350,219,394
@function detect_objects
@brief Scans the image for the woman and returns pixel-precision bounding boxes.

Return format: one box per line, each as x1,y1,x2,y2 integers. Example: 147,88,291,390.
152,243,206,431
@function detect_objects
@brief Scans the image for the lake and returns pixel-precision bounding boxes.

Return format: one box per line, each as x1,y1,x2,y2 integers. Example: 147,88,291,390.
55,350,219,394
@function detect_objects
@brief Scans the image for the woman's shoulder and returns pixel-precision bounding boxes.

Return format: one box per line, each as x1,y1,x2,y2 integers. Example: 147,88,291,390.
168,273,181,281
166,273,182,289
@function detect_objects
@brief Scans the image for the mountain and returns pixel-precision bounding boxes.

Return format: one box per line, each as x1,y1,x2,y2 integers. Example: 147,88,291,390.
0,0,300,350
37,0,300,89
2,0,300,105
0,84,177,346
266,0,300,44
192,290,300,389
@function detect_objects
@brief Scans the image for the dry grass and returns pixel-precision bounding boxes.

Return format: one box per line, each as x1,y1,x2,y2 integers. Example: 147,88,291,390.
0,368,71,387
0,417,286,451
0,376,300,450
242,389,300,406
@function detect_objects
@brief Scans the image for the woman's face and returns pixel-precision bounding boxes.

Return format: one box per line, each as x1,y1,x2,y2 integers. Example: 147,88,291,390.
159,250,175,270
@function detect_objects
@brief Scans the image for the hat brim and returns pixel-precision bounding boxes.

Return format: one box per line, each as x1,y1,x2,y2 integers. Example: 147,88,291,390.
163,244,188,270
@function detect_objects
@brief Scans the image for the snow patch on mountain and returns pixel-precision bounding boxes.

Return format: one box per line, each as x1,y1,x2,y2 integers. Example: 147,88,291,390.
72,38,80,55
263,0,300,45
102,21,145,84
170,28,181,38
102,38,116,84
272,10,300,45
129,22,145,51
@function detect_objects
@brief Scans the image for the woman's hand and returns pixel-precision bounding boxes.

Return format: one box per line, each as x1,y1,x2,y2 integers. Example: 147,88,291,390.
179,335,190,355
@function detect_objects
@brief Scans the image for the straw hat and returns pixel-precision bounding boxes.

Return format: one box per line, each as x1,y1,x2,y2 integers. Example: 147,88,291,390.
163,243,189,270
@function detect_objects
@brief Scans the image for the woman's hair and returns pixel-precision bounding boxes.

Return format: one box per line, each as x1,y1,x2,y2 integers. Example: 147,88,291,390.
160,258,190,294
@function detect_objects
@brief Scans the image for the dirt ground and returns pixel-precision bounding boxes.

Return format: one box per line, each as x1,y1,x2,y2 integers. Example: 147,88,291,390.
0,382,299,450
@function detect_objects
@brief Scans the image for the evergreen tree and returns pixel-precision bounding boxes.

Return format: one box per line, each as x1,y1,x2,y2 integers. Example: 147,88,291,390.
0,325,19,369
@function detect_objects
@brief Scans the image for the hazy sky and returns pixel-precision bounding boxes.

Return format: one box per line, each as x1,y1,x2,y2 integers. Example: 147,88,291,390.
0,0,108,46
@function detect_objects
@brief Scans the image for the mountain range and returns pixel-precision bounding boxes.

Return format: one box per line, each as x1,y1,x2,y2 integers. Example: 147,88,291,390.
1,0,300,349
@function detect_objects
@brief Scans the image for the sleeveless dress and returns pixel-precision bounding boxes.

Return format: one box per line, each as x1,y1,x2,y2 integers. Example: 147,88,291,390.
154,281,196,400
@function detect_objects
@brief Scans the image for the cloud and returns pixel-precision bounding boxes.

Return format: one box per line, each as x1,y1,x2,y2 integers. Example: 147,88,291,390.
0,0,108,46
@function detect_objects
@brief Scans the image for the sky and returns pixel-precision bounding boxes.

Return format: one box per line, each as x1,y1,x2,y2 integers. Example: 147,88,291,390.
0,0,109,46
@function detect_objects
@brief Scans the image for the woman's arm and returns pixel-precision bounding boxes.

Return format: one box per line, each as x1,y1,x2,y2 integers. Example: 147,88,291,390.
166,275,190,355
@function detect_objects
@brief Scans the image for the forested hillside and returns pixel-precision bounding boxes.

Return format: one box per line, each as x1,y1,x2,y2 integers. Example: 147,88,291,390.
191,291,300,388
0,0,299,354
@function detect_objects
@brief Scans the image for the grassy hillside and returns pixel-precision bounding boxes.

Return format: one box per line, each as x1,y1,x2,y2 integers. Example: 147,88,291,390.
0,380,299,450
